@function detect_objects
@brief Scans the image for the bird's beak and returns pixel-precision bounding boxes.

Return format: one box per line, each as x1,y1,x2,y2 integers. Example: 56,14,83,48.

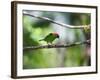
57,35,59,38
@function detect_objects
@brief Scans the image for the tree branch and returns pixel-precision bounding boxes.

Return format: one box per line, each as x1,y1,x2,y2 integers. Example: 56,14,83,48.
23,12,90,29
23,40,90,51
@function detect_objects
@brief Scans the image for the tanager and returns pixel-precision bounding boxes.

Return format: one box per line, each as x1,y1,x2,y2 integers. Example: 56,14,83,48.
39,32,59,44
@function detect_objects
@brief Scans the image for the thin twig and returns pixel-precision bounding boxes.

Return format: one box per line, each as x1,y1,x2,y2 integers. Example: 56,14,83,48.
23,40,90,51
23,12,90,29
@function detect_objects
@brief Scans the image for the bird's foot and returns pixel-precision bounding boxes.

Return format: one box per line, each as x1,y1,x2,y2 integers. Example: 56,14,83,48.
47,43,55,46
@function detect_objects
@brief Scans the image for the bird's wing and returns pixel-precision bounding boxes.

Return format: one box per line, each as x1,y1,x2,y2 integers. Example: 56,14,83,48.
44,33,56,43
39,33,52,41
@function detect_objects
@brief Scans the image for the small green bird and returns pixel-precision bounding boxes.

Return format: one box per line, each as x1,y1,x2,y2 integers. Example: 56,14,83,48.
39,32,59,44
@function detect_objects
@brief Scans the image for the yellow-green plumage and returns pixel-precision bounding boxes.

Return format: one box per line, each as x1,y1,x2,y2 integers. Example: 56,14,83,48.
39,33,59,44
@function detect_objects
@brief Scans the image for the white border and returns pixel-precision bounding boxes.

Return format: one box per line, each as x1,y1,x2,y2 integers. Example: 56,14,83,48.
17,3,96,76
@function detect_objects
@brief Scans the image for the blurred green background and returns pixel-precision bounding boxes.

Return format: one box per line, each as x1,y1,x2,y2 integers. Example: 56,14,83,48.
23,10,91,69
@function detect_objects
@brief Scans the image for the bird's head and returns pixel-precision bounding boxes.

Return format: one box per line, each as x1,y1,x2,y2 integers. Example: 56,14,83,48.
52,32,59,38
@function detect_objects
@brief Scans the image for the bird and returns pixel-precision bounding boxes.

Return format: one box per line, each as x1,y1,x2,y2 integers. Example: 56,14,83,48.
39,32,59,44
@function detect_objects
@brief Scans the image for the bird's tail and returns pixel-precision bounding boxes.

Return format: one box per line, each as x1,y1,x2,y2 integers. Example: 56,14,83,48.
39,39,44,41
